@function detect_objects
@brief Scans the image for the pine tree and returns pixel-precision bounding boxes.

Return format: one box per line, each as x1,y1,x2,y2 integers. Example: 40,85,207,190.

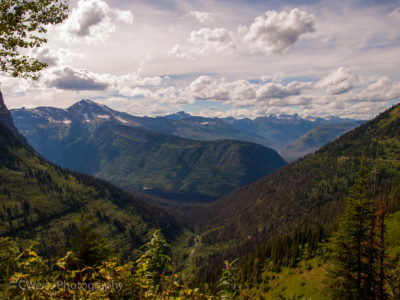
136,230,171,286
375,196,388,300
328,157,375,299
70,209,113,267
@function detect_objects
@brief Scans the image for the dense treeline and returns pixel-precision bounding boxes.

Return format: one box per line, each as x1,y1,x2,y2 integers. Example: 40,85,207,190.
0,120,184,262
188,104,400,289
328,159,400,299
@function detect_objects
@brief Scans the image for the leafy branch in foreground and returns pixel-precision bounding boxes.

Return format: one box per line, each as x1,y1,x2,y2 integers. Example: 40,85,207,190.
0,231,213,299
0,0,68,79
217,259,242,299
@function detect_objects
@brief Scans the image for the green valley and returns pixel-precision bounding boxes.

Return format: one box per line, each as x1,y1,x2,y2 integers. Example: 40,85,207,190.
186,103,400,292
11,101,286,201
0,118,186,261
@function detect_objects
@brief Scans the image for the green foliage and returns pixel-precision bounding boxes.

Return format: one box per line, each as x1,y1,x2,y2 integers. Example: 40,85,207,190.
0,237,19,284
327,160,400,299
0,234,211,299
328,158,375,299
0,0,68,79
135,230,171,290
217,259,242,299
189,104,400,287
70,209,113,267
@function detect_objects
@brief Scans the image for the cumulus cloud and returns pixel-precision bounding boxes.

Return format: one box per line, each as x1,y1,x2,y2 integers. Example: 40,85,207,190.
119,87,157,98
256,81,311,100
261,72,285,83
317,67,356,95
57,0,133,44
32,48,59,67
189,28,236,54
46,66,109,91
115,9,134,24
168,44,193,60
42,65,165,92
176,69,398,117
186,76,311,105
189,76,230,100
117,85,191,105
226,80,256,101
244,8,315,54
125,102,168,117
115,73,165,87
189,11,214,24
31,47,83,67
358,76,400,102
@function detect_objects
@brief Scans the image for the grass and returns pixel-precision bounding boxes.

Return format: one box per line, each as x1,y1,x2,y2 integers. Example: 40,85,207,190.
240,209,400,300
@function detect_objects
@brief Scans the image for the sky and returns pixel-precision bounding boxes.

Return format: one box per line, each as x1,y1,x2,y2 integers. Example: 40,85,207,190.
1,0,400,119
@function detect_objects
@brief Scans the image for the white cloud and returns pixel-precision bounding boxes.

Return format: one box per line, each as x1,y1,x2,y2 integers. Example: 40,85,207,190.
189,11,214,24
168,44,193,60
31,47,83,67
46,66,109,91
156,86,192,104
358,76,400,102
56,0,133,44
115,9,134,24
256,81,311,100
244,8,315,54
189,76,230,100
186,76,311,105
317,67,355,95
125,102,168,117
0,74,33,95
40,65,165,93
226,80,256,101
119,87,157,98
3,1,400,121
189,28,236,54
261,72,285,83
115,73,165,88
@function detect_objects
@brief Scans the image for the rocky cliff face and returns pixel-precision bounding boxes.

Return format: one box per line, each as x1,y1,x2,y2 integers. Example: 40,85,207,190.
0,90,18,133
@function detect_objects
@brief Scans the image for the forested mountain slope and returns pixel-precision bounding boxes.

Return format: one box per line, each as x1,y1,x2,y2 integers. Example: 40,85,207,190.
281,122,361,161
190,103,400,284
0,119,184,260
12,102,286,200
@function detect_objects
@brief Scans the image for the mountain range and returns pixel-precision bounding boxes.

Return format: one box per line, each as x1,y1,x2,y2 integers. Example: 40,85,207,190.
11,100,286,201
11,100,363,162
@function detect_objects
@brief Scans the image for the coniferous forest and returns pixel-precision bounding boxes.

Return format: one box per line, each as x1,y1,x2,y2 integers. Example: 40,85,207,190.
2,97,400,299
1,0,400,299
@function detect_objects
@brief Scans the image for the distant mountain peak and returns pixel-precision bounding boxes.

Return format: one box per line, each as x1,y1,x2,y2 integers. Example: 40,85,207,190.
164,111,192,120
67,99,118,122
69,99,106,109
78,99,93,104
278,113,301,121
